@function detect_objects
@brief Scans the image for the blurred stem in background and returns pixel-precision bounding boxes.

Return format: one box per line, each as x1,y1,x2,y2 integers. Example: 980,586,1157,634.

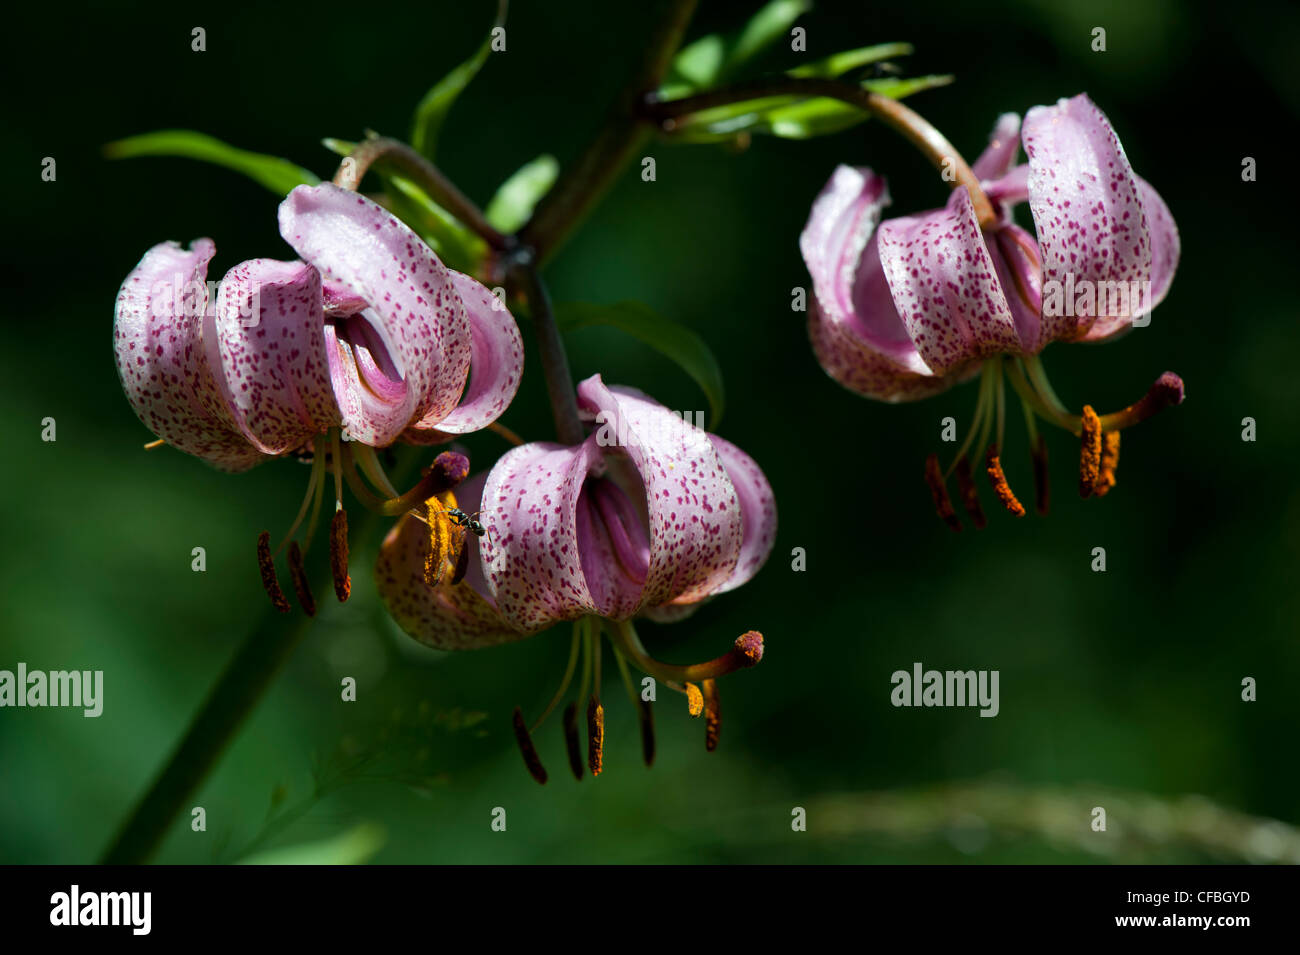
723,780,1300,863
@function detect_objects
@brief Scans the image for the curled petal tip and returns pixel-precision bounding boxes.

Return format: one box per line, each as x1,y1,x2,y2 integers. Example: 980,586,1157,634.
733,631,764,667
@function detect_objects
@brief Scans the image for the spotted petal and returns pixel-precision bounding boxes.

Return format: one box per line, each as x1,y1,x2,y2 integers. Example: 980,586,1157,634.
1023,93,1153,344
877,185,1024,374
800,165,947,401
478,440,600,631
278,184,472,446
208,258,340,455
578,377,744,609
698,434,776,596
113,239,264,472
406,270,524,437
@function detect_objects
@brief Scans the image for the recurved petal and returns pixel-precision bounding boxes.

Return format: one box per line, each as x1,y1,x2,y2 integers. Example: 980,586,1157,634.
578,376,744,609
208,258,340,455
576,476,652,620
807,296,955,402
972,112,1023,181
1023,93,1152,343
800,165,941,399
409,270,523,435
1080,174,1181,342
478,440,600,630
877,185,1025,373
375,473,529,650
113,239,264,472
704,435,776,595
278,184,472,446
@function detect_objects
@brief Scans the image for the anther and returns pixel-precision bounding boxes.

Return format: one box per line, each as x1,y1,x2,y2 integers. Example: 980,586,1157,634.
924,453,962,532
703,679,721,753
686,682,704,718
330,508,351,602
562,701,584,780
1031,433,1050,516
286,542,316,618
256,531,290,613
1078,405,1102,498
423,500,449,586
512,706,548,785
638,699,656,768
954,455,987,529
586,696,605,776
985,446,1026,517
1096,431,1121,497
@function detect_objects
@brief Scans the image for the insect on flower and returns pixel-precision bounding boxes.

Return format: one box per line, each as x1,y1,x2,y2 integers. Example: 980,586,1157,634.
113,184,524,610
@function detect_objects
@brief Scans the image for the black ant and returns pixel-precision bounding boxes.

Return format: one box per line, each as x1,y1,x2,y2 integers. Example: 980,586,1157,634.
445,506,489,540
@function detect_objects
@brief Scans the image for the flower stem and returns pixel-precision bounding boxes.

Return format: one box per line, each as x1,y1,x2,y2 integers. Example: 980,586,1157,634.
645,76,996,228
517,0,699,263
512,257,585,445
334,135,511,252
100,606,314,863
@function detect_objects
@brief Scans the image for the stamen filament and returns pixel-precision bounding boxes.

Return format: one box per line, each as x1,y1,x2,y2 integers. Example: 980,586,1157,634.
352,444,401,499
608,619,764,685
612,645,654,767
562,702,584,780
945,362,994,479
1005,359,1075,433
275,436,326,556
530,623,584,733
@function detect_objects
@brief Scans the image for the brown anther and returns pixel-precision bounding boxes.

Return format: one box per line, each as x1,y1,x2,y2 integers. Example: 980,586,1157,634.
562,701,584,780
586,697,605,777
1078,405,1102,498
1031,433,1051,516
329,508,351,602
638,699,656,768
686,682,704,717
924,453,962,532
1096,431,1121,497
511,706,548,785
954,455,987,529
733,631,764,667
286,542,316,618
256,531,290,613
985,446,1026,517
423,500,450,587
702,679,721,753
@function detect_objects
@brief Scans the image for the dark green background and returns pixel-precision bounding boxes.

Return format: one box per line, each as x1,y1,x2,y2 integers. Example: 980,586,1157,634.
3,0,1297,863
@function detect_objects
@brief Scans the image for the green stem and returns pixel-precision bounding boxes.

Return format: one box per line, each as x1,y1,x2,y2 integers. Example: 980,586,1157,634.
100,606,315,864
1006,358,1078,434
513,259,585,445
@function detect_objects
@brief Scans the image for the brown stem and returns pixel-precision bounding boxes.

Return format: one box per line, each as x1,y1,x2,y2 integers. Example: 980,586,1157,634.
334,136,511,251
512,258,585,446
517,0,699,263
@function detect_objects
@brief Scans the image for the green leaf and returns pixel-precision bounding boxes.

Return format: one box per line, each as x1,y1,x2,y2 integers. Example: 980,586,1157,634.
485,154,560,233
669,74,954,144
410,2,504,159
787,42,914,79
104,130,319,195
664,0,809,94
554,301,726,427
381,175,485,274
236,823,386,866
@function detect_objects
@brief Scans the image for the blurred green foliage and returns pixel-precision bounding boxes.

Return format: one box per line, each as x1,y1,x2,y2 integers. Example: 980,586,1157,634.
2,0,1298,863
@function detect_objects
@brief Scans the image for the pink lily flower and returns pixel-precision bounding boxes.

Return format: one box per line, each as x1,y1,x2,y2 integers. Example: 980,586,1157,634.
800,93,1185,527
375,374,776,781
114,183,523,608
